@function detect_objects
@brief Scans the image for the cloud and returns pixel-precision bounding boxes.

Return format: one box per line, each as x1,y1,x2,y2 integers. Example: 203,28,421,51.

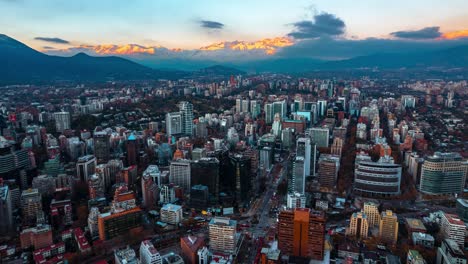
288,12,345,39
390,26,441,39
42,46,56,50
276,36,468,59
199,20,224,30
34,37,70,44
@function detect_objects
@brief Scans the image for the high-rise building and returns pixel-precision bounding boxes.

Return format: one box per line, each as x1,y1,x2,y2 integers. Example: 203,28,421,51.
407,250,426,264
354,156,402,197
436,239,467,264
0,184,12,232
296,137,312,176
0,141,30,180
180,235,205,264
160,203,183,225
93,131,110,164
456,199,468,223
278,208,326,260
273,100,287,119
21,188,42,224
379,210,398,245
309,127,329,148
88,207,100,239
159,184,177,204
287,192,306,209
401,95,416,108
140,240,162,264
169,159,191,192
141,169,157,209
190,185,209,208
98,187,142,240
209,217,237,254
292,156,306,194
440,213,466,248
363,202,380,227
420,152,467,195
264,103,274,124
317,154,340,189
53,112,70,132
347,211,369,239
20,224,53,250
179,101,194,136
126,134,138,166
166,112,183,137
191,158,219,201
228,154,252,203
115,246,138,264
76,155,96,182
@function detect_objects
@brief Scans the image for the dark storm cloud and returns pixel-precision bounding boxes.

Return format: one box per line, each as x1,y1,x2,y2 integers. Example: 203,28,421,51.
200,20,224,29
391,26,442,39
34,37,70,44
288,12,345,39
276,37,468,59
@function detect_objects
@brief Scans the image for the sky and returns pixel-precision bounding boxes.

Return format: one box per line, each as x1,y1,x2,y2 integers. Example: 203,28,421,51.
1,0,468,60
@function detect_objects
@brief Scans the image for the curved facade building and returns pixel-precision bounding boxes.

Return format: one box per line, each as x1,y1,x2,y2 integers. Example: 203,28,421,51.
420,152,467,195
354,157,402,197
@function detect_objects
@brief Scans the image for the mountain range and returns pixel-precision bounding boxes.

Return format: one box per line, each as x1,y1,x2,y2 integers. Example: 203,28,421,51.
1,34,468,84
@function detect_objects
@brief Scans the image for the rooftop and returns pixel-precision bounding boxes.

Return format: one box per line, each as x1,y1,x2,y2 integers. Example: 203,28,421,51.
162,203,182,212
210,217,237,227
444,213,465,226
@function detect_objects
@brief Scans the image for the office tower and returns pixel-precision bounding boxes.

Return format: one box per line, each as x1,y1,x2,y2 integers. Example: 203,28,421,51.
190,185,209,208
21,189,42,224
401,95,416,108
140,240,162,264
287,192,306,209
242,98,250,113
98,186,142,240
93,131,110,164
209,217,237,254
88,173,105,199
281,128,294,148
76,155,96,182
440,213,466,247
88,207,100,239
235,98,242,113
159,184,177,204
50,199,72,227
250,100,260,118
330,137,343,156
278,208,326,260
347,211,369,239
141,170,157,209
115,246,138,264
191,158,219,201
354,156,402,197
456,199,468,223
126,133,138,166
273,100,287,119
317,154,340,189
169,159,191,192
420,152,467,195
160,203,183,225
296,137,311,176
0,184,12,232
20,224,53,249
181,235,205,264
309,127,330,148
379,210,398,245
264,103,274,124
0,141,30,180
363,202,380,227
260,147,273,171
179,101,194,136
292,156,306,194
436,239,467,264
53,112,70,132
228,154,252,203
166,112,183,136
317,99,327,117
